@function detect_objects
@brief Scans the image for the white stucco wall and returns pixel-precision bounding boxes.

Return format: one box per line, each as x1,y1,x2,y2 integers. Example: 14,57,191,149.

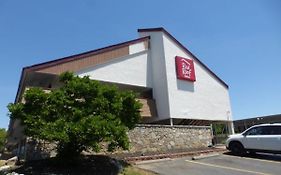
77,30,232,122
76,51,152,88
139,32,171,120
162,33,232,121
129,42,146,54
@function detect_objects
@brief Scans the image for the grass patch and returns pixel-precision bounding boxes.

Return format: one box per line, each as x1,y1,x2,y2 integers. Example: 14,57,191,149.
120,166,157,175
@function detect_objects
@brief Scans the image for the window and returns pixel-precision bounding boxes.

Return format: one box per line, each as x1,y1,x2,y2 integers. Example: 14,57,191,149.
245,126,281,135
263,126,281,135
246,127,263,135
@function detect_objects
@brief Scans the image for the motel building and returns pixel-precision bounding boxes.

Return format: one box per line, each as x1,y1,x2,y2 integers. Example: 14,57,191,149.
7,28,234,150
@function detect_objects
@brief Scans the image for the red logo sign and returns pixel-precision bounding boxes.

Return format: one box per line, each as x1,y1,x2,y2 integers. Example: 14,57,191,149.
175,56,196,82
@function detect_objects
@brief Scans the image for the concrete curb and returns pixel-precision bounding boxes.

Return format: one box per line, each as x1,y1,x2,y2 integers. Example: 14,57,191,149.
125,148,226,163
134,158,171,165
192,153,220,160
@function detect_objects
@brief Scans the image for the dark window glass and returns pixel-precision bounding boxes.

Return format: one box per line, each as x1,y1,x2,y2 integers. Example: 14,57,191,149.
275,126,281,135
263,126,281,135
246,126,281,135
246,127,263,135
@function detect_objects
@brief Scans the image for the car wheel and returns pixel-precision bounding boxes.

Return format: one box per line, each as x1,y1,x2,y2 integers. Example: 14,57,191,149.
229,142,245,155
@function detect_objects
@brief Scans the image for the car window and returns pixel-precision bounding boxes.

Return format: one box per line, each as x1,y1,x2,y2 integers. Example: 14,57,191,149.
246,127,263,135
245,126,281,135
264,126,281,135
276,126,281,134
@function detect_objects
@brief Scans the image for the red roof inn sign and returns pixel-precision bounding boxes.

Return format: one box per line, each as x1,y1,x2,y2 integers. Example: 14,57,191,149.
175,56,196,82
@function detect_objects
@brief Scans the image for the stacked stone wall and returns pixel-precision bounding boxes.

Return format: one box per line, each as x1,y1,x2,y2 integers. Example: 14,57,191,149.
24,124,212,160
128,124,212,153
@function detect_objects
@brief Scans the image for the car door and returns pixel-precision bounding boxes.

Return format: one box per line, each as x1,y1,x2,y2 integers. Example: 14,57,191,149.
243,126,281,151
274,126,281,151
259,126,281,151
242,126,264,150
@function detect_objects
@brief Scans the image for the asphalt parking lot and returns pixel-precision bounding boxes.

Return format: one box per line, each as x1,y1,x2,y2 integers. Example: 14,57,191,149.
137,152,281,175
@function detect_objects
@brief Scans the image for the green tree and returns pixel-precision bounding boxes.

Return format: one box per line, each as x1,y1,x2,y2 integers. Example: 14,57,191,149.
8,72,142,159
212,124,226,135
0,128,6,152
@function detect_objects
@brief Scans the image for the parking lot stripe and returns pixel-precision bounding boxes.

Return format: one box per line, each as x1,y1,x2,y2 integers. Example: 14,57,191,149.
222,154,281,164
185,160,271,175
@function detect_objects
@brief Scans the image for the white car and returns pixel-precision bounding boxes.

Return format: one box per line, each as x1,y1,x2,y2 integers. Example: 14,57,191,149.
226,123,281,155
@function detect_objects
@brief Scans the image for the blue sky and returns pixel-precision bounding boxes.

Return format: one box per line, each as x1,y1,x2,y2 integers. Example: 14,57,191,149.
0,0,280,129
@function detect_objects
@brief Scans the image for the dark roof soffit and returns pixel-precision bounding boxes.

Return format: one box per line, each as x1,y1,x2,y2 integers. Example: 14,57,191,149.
25,36,150,72
138,27,229,89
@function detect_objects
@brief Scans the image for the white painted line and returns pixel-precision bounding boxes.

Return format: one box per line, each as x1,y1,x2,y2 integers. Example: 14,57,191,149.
222,154,281,164
185,160,271,175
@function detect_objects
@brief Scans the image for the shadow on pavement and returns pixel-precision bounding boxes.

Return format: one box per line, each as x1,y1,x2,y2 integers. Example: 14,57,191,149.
223,151,281,162
8,155,125,175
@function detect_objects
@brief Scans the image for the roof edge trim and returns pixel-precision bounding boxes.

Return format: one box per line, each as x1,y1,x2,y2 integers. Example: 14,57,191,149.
15,68,26,103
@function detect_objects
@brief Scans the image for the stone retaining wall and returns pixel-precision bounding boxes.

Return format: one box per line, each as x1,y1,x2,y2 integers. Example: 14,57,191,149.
24,124,212,160
128,124,212,153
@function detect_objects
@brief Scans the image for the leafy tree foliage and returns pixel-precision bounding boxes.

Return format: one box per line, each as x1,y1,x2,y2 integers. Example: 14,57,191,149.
8,72,142,159
0,128,6,152
212,124,227,135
